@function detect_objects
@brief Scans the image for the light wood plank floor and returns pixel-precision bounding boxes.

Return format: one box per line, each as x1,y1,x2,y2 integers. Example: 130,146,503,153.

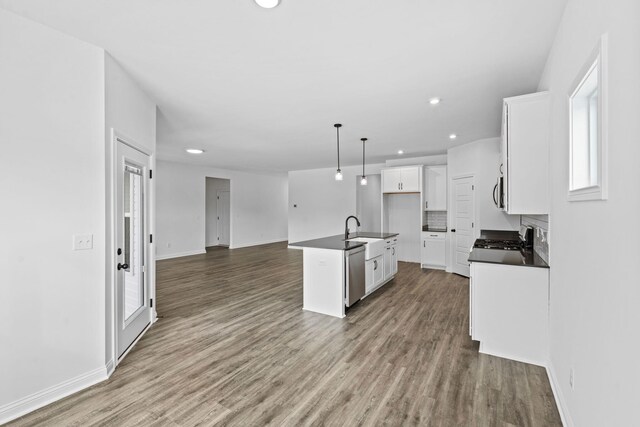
9,242,561,426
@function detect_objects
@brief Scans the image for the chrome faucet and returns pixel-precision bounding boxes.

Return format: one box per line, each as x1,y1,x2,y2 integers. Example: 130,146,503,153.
345,215,361,240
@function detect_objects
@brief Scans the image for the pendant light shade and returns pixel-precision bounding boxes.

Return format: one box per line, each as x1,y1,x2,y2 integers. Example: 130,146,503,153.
334,124,343,181
360,138,368,186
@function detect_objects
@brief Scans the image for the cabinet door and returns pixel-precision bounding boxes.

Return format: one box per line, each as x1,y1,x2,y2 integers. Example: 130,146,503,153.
421,238,429,266
365,259,375,293
383,246,392,280
425,236,446,267
400,167,421,192
502,93,550,214
425,166,447,210
373,256,384,286
391,244,398,275
382,169,402,193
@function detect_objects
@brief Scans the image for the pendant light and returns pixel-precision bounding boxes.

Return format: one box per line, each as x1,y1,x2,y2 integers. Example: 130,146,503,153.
360,138,368,185
334,124,343,181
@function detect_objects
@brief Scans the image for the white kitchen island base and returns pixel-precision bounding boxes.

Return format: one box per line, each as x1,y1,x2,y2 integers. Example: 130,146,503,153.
301,248,346,318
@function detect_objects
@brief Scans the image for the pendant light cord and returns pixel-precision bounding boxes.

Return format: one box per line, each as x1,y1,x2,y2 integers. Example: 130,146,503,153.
334,124,342,171
361,138,367,177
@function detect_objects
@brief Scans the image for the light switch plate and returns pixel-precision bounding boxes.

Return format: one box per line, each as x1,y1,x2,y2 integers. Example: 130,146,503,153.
73,234,93,250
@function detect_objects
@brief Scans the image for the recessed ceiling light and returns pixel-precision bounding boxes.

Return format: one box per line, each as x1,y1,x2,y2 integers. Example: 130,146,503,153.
186,148,204,154
397,150,404,155
449,134,457,140
255,0,280,8
429,97,441,105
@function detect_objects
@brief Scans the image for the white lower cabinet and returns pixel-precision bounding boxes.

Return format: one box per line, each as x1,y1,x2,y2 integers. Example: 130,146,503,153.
383,237,398,280
365,255,384,294
470,262,549,366
421,232,446,269
365,237,398,295
391,243,398,276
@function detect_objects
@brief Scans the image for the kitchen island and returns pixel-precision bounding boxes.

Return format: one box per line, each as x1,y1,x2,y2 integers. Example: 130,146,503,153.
289,232,399,318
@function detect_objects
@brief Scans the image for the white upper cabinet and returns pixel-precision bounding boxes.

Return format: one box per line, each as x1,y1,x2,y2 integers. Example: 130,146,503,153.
424,165,447,211
382,168,403,193
382,166,422,193
501,92,550,214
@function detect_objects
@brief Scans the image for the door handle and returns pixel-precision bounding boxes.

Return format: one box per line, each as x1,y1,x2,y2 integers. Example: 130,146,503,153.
398,183,400,190
117,263,129,271
374,260,378,270
493,183,499,207
392,247,395,255
423,241,426,247
451,229,456,233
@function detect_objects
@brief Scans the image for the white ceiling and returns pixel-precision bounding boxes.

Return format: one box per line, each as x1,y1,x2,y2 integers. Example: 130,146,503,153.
0,0,567,172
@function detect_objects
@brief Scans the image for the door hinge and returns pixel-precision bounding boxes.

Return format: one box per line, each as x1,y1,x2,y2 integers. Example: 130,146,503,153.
149,170,153,179
150,234,153,243
217,216,220,220
217,237,220,240
217,196,220,200
150,298,153,308
472,222,474,228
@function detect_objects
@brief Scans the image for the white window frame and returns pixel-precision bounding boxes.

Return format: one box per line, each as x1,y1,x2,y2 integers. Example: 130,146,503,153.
568,34,608,202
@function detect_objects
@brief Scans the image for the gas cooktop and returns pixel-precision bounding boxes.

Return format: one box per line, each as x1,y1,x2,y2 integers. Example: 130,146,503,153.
473,239,523,251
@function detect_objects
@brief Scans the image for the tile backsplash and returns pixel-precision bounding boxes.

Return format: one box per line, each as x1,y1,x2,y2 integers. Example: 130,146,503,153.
521,215,550,264
425,211,447,230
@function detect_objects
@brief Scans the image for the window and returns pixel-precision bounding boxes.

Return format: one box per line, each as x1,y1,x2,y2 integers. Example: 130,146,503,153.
568,34,608,201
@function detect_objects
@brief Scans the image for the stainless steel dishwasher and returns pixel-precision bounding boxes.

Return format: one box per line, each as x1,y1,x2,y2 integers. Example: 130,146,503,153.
345,246,366,307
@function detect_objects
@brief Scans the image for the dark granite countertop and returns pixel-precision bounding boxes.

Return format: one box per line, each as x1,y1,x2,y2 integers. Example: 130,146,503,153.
422,226,447,233
289,232,399,251
468,247,549,268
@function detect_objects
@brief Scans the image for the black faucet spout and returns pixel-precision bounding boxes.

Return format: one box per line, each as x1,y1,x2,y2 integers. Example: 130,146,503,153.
345,215,361,240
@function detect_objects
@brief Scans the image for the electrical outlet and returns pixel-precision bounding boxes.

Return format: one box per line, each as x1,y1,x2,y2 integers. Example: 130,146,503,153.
569,368,575,390
73,234,93,250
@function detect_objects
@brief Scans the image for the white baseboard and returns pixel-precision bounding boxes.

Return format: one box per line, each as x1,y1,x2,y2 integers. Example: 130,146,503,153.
105,358,115,377
231,238,287,249
546,364,573,427
155,249,206,260
478,346,546,368
0,366,108,425
421,264,446,270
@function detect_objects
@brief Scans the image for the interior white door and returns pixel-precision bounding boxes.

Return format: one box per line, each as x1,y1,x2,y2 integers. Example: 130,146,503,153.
451,176,475,277
217,190,230,246
116,140,151,358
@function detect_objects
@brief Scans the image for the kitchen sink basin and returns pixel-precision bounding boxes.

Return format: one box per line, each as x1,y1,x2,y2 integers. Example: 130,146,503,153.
346,237,385,259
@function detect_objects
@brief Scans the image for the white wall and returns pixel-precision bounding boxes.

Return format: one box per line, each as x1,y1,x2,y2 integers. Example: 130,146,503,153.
356,174,381,232
156,160,288,258
0,9,107,422
538,0,640,425
104,53,156,370
205,178,230,246
387,194,421,262
385,154,448,167
288,164,385,243
448,137,521,233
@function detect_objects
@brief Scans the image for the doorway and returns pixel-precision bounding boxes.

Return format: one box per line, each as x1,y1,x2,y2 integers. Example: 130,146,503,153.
206,177,231,248
115,138,152,359
451,175,475,277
